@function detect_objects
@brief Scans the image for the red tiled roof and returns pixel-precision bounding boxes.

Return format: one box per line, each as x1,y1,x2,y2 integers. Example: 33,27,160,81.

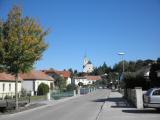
0,72,22,81
43,70,71,78
20,70,54,81
86,76,102,81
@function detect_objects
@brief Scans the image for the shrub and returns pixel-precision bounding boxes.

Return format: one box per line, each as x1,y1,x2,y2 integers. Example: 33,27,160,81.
66,84,77,91
123,73,148,90
78,82,83,87
37,83,49,95
4,95,12,99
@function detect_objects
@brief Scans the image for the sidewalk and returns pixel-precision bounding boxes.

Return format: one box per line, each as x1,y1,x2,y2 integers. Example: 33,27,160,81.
99,91,160,120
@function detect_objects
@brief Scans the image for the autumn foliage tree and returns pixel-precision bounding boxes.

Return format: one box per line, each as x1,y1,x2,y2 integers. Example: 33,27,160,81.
0,6,48,109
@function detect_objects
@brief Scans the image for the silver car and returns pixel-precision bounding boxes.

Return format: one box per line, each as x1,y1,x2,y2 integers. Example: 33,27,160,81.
143,88,160,109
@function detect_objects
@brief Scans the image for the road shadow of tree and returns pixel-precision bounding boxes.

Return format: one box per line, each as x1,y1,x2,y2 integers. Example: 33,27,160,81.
92,97,134,108
92,97,160,114
122,109,160,114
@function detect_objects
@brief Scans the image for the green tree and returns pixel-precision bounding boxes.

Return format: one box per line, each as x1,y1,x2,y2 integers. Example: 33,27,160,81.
149,59,160,87
54,77,66,90
0,6,48,109
37,83,49,95
78,82,83,87
66,84,77,91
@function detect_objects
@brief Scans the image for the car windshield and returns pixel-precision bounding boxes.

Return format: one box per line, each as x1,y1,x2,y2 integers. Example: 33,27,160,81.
145,89,154,96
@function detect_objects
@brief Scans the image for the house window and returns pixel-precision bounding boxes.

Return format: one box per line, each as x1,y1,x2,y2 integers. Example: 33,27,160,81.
3,83,5,91
9,84,11,91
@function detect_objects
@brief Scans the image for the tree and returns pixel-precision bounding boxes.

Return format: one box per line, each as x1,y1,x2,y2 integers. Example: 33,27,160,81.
0,6,48,109
149,59,160,87
123,73,148,90
68,68,74,77
54,77,66,90
66,84,77,91
37,83,49,95
78,82,83,87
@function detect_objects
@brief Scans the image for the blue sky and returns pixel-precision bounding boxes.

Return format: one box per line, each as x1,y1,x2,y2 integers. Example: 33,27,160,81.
1,0,160,71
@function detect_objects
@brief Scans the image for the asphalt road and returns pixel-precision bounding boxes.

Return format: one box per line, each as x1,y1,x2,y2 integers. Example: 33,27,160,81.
1,89,160,120
0,89,109,120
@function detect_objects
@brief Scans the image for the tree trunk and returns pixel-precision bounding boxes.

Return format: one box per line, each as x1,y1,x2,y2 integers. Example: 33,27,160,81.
15,73,19,110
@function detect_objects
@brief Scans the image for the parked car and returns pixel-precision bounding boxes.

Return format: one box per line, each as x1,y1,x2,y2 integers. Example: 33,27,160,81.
143,88,160,109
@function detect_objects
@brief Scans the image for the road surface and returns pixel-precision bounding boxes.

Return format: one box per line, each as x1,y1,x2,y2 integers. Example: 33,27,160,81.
0,89,109,120
1,89,160,120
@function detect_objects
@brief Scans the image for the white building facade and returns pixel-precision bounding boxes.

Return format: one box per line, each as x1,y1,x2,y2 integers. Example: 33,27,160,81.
20,70,54,96
0,73,21,99
73,76,102,86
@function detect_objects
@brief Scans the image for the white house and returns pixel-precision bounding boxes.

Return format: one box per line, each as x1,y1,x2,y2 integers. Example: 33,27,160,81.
20,70,54,96
73,76,102,86
42,69,72,85
0,72,22,99
86,76,102,84
73,77,88,86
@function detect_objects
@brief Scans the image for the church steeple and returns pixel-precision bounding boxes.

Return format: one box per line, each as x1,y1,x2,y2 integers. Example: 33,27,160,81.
83,55,94,73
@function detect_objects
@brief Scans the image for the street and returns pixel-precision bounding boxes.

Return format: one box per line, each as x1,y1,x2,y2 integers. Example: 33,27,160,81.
0,89,160,120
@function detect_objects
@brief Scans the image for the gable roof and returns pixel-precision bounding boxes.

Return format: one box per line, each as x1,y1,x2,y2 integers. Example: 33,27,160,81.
0,72,22,81
73,76,102,81
20,70,54,81
43,70,71,78
86,76,102,81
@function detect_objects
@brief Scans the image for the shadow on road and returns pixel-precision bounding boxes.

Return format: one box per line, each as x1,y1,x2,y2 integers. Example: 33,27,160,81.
122,109,160,114
92,97,134,108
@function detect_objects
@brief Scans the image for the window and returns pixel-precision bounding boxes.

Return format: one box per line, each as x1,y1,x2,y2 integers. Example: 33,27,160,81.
3,83,5,91
9,84,11,91
152,90,160,96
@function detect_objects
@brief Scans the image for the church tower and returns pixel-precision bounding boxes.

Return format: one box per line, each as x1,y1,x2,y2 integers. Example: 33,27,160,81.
83,55,94,73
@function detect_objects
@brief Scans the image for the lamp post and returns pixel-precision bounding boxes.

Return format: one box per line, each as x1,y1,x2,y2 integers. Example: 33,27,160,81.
118,52,125,74
118,52,125,91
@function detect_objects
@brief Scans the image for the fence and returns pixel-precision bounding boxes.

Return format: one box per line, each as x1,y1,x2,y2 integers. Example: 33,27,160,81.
0,92,21,100
50,90,75,100
50,87,96,100
0,93,47,109
80,87,96,94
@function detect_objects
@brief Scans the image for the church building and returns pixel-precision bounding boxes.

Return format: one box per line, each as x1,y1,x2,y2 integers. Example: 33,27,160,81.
83,56,94,73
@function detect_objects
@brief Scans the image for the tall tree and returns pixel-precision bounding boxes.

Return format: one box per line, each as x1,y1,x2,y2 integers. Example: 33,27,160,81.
149,58,160,87
0,6,48,110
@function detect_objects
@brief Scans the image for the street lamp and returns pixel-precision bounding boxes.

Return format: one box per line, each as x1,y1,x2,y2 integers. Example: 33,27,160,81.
118,52,125,74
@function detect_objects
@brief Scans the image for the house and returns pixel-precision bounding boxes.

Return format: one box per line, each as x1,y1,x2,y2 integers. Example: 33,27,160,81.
86,76,102,84
42,69,72,85
0,72,22,99
73,77,88,86
20,70,54,96
73,76,102,86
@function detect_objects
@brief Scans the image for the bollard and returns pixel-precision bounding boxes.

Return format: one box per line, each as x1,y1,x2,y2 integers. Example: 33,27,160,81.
47,92,51,101
77,88,80,95
73,90,76,96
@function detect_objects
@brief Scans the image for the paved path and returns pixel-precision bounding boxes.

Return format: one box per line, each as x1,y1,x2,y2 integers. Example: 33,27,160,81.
99,91,160,120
